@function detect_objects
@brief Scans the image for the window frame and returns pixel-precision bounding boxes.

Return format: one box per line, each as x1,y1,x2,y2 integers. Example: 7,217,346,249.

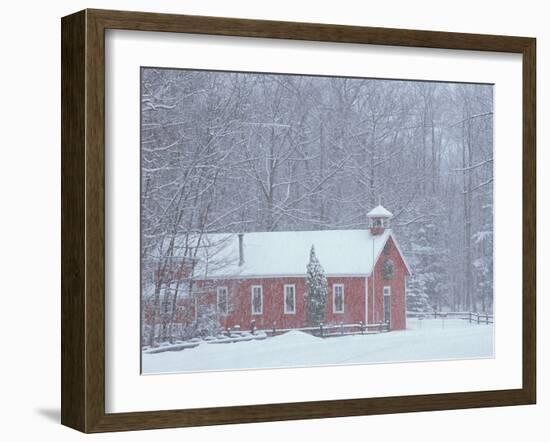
332,283,345,314
383,285,392,323
383,259,395,279
251,285,263,315
216,286,229,316
283,284,296,314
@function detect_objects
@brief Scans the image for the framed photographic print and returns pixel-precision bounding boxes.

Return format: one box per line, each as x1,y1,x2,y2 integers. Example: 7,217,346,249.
61,9,536,433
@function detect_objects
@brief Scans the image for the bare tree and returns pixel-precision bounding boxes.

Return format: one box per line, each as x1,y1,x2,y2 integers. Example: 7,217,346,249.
140,68,494,345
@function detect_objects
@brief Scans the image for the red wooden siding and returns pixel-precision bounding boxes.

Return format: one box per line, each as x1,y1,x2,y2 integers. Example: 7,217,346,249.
367,236,408,330
325,277,366,325
217,277,308,330
215,276,367,329
143,234,409,334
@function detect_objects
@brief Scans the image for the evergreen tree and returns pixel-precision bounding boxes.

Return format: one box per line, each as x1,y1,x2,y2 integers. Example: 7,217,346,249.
407,221,448,311
406,282,430,312
305,245,328,326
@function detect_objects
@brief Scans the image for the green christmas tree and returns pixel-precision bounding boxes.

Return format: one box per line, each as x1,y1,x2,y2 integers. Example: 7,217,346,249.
305,245,328,326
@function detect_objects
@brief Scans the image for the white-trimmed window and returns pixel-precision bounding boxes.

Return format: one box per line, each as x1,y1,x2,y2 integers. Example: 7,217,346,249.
383,286,391,323
284,284,296,314
333,284,344,314
251,285,263,315
217,286,228,315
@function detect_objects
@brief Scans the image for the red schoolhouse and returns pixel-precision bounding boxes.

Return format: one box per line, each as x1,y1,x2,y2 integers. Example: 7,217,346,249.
145,205,411,335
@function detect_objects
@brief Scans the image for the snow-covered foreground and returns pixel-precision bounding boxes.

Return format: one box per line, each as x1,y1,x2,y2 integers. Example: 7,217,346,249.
142,319,494,374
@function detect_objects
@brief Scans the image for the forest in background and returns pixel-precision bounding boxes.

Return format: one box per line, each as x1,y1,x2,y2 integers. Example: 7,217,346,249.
141,68,493,344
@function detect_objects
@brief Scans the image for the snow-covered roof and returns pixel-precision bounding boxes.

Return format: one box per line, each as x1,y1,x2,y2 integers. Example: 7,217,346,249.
367,205,393,218
186,229,397,279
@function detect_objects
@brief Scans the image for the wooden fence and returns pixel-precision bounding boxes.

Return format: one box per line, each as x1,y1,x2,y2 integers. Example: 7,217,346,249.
256,321,390,338
144,313,493,352
406,311,494,324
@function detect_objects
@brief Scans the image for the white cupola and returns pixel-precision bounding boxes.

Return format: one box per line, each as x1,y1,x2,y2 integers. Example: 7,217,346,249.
367,204,393,235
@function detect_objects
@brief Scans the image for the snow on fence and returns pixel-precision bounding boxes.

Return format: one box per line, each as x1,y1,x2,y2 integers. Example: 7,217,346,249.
407,311,493,324
143,331,268,354
143,319,390,353
143,314,494,354
260,321,390,338
145,320,392,352
144,341,201,354
207,331,268,344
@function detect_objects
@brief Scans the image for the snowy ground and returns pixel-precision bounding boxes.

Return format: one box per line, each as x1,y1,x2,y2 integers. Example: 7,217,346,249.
142,318,494,374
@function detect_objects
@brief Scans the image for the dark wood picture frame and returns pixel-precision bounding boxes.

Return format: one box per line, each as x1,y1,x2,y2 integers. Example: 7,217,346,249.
61,9,536,433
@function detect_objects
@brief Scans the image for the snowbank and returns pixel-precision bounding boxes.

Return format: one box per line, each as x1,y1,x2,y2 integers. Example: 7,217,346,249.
142,319,494,374
271,330,321,344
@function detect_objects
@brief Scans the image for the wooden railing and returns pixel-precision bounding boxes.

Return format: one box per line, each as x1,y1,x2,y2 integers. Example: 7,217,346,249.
257,321,390,338
144,313,493,352
406,311,494,324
